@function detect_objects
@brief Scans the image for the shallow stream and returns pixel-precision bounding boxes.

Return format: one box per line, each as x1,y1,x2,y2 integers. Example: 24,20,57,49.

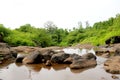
0,48,120,80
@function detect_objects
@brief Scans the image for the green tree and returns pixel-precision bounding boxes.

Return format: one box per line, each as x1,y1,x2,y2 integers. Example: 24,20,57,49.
0,24,11,42
32,28,52,47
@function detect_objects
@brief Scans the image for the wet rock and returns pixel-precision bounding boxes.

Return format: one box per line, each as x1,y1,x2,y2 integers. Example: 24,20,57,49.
95,46,115,57
95,49,112,56
64,57,73,64
51,52,70,63
64,54,81,64
11,46,39,54
15,54,27,63
42,50,55,62
70,58,97,69
22,50,43,64
0,43,10,54
111,75,119,79
0,43,13,59
0,43,18,62
104,56,120,74
10,50,18,58
70,53,97,69
82,53,96,60
45,60,52,66
101,53,110,58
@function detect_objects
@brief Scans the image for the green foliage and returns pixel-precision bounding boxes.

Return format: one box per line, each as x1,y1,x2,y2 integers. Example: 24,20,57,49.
32,28,53,47
0,24,11,42
62,13,120,46
1,13,120,47
4,30,35,46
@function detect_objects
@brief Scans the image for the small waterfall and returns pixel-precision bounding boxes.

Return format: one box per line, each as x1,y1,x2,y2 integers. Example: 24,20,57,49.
63,48,95,56
63,48,107,64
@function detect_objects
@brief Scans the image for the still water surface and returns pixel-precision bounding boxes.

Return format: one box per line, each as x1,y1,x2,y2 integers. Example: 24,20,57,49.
0,48,120,80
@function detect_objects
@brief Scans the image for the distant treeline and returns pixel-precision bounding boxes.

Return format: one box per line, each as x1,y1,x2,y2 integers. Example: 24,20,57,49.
0,14,120,47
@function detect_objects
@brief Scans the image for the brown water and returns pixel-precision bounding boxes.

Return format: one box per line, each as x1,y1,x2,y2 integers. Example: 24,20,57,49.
0,58,120,80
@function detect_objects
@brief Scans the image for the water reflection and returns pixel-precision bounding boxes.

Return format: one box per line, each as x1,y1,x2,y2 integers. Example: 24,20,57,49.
0,59,14,69
20,63,95,73
70,66,95,74
15,62,96,74
0,48,118,80
0,62,96,80
0,62,116,80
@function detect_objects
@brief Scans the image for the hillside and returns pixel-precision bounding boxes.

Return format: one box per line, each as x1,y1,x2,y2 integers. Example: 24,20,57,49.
0,14,120,47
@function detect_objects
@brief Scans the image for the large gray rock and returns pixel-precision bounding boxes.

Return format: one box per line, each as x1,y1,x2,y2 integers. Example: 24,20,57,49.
82,53,96,60
51,52,70,63
22,50,43,64
70,58,97,69
64,54,81,64
15,54,27,63
0,43,10,54
70,53,97,69
0,43,17,63
42,50,55,62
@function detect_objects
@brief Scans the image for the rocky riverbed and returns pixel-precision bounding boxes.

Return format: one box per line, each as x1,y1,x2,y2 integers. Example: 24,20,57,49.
0,42,120,80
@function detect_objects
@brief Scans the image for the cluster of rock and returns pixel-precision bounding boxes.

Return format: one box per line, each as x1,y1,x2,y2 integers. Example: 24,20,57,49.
95,43,120,57
16,50,97,69
0,43,17,63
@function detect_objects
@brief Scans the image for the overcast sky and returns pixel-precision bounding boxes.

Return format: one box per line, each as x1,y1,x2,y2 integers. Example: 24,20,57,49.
0,0,120,29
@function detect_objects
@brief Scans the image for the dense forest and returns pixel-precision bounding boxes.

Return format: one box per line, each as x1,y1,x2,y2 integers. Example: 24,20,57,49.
0,14,120,47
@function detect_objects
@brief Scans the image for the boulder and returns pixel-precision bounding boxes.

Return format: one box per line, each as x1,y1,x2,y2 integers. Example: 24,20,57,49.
0,43,17,63
42,50,55,62
104,56,120,74
101,53,110,58
82,53,96,60
64,54,81,64
51,52,70,63
70,58,97,69
10,50,18,58
22,50,43,64
15,54,27,63
10,46,40,54
0,43,10,54
70,53,97,69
